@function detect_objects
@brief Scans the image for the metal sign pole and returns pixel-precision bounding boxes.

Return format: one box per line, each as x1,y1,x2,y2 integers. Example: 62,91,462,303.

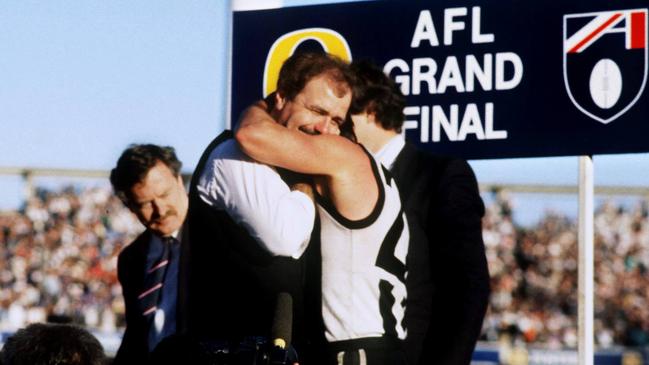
578,155,594,365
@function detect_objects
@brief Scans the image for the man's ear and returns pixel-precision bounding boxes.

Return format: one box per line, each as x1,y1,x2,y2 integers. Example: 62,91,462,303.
366,112,377,125
274,92,286,111
356,111,377,127
368,111,386,128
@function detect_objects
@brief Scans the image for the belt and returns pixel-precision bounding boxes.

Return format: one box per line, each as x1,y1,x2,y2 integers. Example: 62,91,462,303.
325,337,404,365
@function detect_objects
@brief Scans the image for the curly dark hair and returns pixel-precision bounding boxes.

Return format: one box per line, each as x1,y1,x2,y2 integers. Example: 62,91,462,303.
349,60,406,133
276,52,355,102
110,144,182,204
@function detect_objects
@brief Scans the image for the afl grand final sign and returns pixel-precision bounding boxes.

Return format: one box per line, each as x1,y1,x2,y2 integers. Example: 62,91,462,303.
231,0,649,159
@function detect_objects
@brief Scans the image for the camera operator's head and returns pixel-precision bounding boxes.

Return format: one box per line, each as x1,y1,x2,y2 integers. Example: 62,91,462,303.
0,323,105,365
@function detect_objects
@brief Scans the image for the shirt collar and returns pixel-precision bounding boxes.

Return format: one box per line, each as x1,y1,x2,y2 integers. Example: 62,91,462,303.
153,229,180,243
374,135,405,169
152,229,180,244
147,230,181,265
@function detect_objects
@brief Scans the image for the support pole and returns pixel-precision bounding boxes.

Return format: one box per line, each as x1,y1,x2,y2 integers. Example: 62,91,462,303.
21,170,34,202
578,155,594,365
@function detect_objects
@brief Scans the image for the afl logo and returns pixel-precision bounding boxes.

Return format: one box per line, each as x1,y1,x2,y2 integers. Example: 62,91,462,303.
563,9,647,124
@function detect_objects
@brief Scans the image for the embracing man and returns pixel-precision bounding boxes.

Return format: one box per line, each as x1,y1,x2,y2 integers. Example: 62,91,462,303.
186,52,409,365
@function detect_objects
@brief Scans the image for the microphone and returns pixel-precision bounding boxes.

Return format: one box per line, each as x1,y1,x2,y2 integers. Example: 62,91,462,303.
269,292,293,364
270,292,292,349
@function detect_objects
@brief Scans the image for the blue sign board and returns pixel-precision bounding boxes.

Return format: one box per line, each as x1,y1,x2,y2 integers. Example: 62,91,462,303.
232,0,648,159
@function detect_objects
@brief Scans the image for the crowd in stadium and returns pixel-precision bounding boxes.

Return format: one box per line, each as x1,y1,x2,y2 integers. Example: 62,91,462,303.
482,190,649,349
1,184,649,349
0,186,141,336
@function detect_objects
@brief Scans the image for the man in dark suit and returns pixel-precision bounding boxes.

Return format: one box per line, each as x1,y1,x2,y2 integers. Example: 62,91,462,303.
110,144,188,364
350,61,491,365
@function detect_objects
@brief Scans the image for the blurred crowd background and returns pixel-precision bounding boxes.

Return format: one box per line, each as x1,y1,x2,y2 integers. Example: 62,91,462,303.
482,190,649,349
1,183,648,350
0,185,141,339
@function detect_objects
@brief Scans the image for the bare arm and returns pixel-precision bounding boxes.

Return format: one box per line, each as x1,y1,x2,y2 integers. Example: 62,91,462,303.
235,101,378,221
235,101,364,177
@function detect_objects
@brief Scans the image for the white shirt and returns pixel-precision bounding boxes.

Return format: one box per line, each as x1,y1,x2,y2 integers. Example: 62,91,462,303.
374,135,405,170
196,139,315,258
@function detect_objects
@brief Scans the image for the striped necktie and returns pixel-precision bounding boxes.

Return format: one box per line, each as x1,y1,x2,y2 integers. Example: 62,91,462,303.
139,237,172,320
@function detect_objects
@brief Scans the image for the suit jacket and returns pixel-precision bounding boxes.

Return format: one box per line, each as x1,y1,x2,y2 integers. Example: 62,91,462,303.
392,143,490,365
114,230,153,365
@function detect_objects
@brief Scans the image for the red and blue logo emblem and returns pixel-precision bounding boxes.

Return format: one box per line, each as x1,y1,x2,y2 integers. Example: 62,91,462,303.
563,9,647,124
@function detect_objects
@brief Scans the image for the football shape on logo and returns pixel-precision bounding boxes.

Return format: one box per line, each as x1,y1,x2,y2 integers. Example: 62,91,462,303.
589,58,623,110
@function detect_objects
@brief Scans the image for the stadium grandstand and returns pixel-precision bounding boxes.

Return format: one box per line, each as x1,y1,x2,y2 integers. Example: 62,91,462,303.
2,168,649,363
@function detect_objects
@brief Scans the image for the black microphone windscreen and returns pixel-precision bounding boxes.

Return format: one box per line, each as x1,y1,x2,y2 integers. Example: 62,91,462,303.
270,292,293,348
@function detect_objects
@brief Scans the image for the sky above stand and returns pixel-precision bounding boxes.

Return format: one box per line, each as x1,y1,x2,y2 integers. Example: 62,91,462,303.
1,0,648,224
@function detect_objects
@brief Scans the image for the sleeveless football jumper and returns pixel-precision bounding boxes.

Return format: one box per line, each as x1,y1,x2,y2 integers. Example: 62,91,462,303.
316,148,409,344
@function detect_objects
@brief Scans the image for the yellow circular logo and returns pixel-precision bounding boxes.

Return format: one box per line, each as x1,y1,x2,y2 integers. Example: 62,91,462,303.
263,28,352,97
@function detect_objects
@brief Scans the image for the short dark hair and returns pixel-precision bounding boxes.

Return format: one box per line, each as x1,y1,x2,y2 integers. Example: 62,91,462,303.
276,52,355,101
110,144,182,204
350,60,406,133
0,323,105,365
